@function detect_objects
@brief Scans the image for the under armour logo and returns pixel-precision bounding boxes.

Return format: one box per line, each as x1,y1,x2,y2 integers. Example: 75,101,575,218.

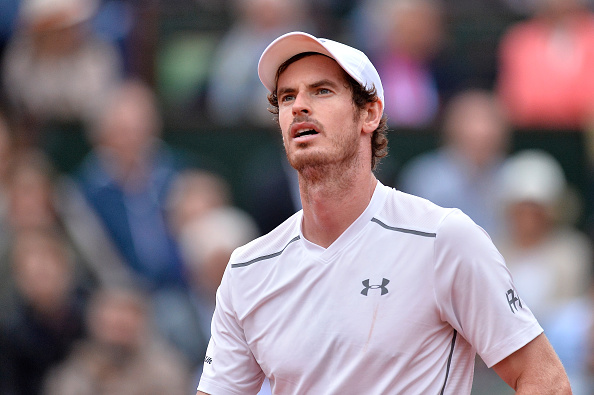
506,288,523,314
361,278,390,296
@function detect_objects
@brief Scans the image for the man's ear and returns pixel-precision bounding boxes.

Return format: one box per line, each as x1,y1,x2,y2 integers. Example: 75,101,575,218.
362,99,383,135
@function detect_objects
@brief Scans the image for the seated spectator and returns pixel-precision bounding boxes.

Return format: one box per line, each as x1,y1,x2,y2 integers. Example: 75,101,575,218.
177,206,260,384
146,170,233,368
72,79,203,370
0,228,87,395
0,149,124,291
74,79,187,291
206,0,315,127
166,169,231,238
496,149,593,328
545,284,594,395
497,0,594,130
1,0,123,144
371,0,445,128
397,89,511,235
5,150,57,234
0,150,66,293
180,206,260,331
43,285,192,395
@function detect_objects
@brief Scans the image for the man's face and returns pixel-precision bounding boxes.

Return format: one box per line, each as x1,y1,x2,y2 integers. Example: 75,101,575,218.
276,54,365,173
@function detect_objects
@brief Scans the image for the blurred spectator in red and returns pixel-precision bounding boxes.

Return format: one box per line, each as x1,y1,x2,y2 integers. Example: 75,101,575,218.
496,149,593,327
1,0,123,145
497,0,594,130
43,286,192,395
397,89,511,236
0,228,87,395
206,0,315,127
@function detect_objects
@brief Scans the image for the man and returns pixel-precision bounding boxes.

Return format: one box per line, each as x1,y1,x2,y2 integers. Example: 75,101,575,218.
197,32,571,394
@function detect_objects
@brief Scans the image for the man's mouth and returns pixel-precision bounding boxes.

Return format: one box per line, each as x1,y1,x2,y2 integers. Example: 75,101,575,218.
295,129,318,138
291,121,321,139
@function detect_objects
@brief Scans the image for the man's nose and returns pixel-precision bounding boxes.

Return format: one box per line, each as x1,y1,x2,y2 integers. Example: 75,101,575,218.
292,92,311,116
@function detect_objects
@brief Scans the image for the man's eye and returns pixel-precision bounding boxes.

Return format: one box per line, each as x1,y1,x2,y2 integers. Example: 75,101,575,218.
280,95,294,103
318,88,331,95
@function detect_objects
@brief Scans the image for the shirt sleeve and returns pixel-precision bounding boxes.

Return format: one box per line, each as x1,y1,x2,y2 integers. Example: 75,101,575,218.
197,265,265,395
433,209,543,368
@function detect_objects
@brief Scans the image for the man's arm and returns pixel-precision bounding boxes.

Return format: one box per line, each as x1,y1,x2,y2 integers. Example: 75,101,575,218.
196,392,208,395
492,333,571,394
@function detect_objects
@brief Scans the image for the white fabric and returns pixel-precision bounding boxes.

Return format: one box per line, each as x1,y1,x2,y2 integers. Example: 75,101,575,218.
198,182,542,395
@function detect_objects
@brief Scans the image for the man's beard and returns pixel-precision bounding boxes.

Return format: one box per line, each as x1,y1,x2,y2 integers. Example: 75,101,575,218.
286,127,360,180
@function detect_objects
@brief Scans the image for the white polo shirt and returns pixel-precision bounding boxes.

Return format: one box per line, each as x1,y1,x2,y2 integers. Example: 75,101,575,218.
198,182,542,395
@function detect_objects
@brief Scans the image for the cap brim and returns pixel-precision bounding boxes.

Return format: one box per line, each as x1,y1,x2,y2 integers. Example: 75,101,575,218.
258,32,336,94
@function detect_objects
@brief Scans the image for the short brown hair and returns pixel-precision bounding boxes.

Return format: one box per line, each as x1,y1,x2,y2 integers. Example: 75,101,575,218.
267,52,389,170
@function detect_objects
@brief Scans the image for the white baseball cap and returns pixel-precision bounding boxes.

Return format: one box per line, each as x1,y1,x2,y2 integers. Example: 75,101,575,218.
20,0,97,29
499,149,567,207
258,31,384,108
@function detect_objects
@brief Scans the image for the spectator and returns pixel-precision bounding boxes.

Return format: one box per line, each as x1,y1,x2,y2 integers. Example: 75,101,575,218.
5,150,57,234
371,0,445,128
74,78,187,290
43,286,192,395
496,149,593,327
497,0,594,130
206,0,315,127
397,89,511,235
0,150,66,293
0,149,125,291
1,0,123,144
166,169,231,238
148,169,233,368
177,206,260,382
0,228,87,395
180,206,260,339
545,283,594,395
72,79,204,369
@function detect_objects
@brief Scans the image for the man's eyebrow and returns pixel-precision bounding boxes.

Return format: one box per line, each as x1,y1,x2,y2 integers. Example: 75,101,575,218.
277,86,296,98
277,79,340,96
310,79,339,89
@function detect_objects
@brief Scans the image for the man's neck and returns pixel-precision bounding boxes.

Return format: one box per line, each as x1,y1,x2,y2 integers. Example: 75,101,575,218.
299,165,377,248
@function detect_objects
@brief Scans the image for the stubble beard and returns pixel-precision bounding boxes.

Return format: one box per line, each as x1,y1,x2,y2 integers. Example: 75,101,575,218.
285,126,361,186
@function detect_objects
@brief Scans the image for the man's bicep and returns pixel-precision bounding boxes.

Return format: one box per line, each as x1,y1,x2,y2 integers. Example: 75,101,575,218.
492,333,571,394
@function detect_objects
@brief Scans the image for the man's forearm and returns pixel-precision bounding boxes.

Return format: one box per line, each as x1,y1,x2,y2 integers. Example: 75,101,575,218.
514,368,572,394
493,334,572,394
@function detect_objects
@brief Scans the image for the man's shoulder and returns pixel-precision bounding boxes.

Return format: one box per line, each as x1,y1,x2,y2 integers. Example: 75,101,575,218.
376,187,460,235
229,211,302,270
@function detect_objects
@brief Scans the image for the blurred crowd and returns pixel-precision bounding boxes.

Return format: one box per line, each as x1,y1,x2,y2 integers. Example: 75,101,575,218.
1,0,594,394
